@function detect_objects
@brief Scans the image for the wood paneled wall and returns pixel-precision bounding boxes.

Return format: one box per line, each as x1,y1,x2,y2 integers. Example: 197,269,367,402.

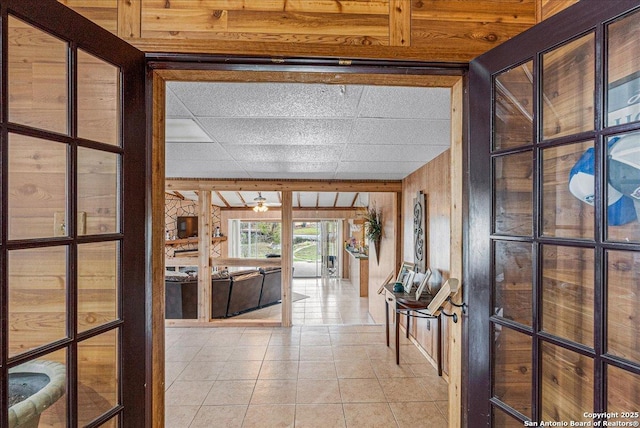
58,0,542,62
537,0,579,22
402,149,452,376
367,192,399,324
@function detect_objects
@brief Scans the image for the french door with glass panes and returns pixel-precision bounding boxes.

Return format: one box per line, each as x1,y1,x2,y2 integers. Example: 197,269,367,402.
1,1,147,426
467,1,640,426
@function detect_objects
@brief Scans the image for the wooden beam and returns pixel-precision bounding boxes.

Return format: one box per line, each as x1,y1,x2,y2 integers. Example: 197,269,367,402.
153,69,462,88
167,179,402,192
219,206,363,212
315,192,320,209
281,191,293,327
351,192,359,208
236,191,247,206
198,190,212,322
215,191,231,208
333,192,340,208
296,192,301,208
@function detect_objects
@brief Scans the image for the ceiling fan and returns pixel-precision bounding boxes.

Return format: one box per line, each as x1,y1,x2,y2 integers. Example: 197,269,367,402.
250,192,280,212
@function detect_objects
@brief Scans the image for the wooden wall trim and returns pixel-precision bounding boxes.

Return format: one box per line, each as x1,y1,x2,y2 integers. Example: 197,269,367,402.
118,0,141,38
448,77,464,428
166,179,403,193
389,0,410,47
150,72,165,428
197,191,212,322
281,191,293,327
154,69,463,88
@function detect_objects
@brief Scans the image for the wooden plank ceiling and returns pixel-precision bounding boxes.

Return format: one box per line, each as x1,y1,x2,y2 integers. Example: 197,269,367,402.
166,190,369,210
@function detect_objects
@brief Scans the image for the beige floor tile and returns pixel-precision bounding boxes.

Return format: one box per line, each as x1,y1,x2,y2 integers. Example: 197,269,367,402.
435,400,449,422
205,333,243,346
164,405,199,428
264,346,300,361
238,333,272,346
165,361,189,389
165,380,214,406
389,401,447,427
418,375,449,401
296,379,341,404
331,345,369,360
242,404,295,428
165,346,201,362
370,359,415,378
300,334,332,346
379,377,430,402
269,335,301,346
258,360,299,379
176,361,226,382
334,359,376,379
407,363,439,378
250,379,297,404
399,344,429,364
217,360,263,380
295,404,346,428
330,334,361,346
190,405,247,428
203,380,256,405
298,361,337,379
338,378,386,403
229,346,267,361
299,345,334,361
342,403,398,428
192,345,234,362
364,345,397,361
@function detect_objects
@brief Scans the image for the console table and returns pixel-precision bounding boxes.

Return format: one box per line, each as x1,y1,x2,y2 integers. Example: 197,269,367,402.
383,283,442,376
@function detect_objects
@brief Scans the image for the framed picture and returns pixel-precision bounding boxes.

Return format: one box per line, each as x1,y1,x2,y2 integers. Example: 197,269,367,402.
396,261,415,283
377,270,396,294
415,267,433,300
402,269,416,294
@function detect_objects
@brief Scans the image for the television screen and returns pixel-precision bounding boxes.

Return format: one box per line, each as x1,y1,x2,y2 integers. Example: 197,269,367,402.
177,216,198,238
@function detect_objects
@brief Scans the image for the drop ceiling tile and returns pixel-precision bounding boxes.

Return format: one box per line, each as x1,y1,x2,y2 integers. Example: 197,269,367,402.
167,82,363,118
165,142,234,161
350,118,449,146
165,160,244,178
317,192,337,207
248,172,334,179
165,118,213,142
223,145,337,163
298,192,318,207
211,192,227,207
165,87,192,118
358,86,451,119
336,161,425,174
198,118,352,145
341,144,448,162
236,162,338,173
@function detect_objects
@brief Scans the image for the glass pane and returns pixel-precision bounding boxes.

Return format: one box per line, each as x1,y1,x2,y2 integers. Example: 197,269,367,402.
492,407,525,428
606,133,640,242
494,152,533,236
607,250,640,363
607,9,640,127
8,134,67,240
493,325,532,417
8,246,68,357
8,16,68,134
494,61,534,151
607,365,640,420
493,241,532,326
541,342,593,423
541,245,594,347
78,148,119,235
8,348,67,428
78,329,118,426
542,33,595,139
77,50,120,146
542,141,595,239
78,241,119,333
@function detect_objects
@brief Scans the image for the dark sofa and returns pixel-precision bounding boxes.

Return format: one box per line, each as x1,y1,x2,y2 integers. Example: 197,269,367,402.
259,267,282,308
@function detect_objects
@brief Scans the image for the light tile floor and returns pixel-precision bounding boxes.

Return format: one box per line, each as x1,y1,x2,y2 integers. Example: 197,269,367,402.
165,278,449,427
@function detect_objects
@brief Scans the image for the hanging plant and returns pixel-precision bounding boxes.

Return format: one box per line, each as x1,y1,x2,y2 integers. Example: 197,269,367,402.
363,205,383,242
362,205,382,264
